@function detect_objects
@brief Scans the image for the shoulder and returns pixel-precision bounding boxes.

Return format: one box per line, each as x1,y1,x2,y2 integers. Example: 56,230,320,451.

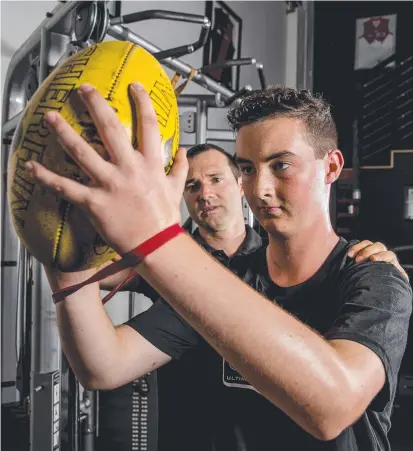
229,244,267,284
338,258,412,314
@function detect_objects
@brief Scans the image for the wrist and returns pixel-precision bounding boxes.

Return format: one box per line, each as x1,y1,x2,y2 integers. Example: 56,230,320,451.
116,217,181,255
123,222,185,264
137,231,187,273
51,223,183,304
44,266,98,292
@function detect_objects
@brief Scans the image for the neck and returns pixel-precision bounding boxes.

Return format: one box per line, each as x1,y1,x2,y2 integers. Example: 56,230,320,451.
267,218,339,287
199,219,246,257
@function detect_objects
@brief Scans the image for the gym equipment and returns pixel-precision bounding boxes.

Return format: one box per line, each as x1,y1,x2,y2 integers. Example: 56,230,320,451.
97,372,159,451
8,40,180,271
1,2,268,450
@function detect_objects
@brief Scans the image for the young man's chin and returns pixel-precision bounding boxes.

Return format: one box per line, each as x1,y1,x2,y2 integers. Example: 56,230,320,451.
260,217,292,236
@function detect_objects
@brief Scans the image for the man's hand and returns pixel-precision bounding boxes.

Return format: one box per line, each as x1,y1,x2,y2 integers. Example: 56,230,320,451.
348,240,409,281
27,83,188,255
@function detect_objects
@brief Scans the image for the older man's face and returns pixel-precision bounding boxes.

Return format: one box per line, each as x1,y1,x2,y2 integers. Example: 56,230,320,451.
183,149,243,232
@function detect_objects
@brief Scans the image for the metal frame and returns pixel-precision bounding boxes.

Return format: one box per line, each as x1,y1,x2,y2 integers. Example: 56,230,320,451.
2,3,239,140
296,1,314,91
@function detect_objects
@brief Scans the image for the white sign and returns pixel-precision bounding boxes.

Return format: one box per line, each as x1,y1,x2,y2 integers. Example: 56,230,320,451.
355,14,397,70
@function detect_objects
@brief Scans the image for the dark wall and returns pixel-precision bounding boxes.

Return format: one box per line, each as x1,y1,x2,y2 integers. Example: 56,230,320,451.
314,2,413,250
360,153,413,247
313,1,413,167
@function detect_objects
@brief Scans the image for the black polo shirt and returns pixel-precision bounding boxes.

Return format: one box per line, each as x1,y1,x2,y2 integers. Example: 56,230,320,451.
126,237,412,451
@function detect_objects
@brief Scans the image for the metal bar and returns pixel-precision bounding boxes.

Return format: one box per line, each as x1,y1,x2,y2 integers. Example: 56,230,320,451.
39,27,49,84
1,1,79,126
296,2,314,91
392,245,413,252
107,23,235,100
196,100,207,144
2,112,23,137
82,391,96,451
206,129,235,142
178,95,220,107
112,9,209,26
200,58,256,73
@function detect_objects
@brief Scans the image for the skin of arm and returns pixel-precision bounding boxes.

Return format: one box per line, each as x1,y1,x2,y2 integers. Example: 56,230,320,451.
45,267,171,390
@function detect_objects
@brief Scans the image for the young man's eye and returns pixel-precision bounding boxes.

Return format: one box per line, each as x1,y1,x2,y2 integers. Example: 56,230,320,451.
212,177,222,183
274,162,291,171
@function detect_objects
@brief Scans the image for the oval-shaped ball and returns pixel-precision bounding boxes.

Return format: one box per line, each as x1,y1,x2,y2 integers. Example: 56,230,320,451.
8,40,180,271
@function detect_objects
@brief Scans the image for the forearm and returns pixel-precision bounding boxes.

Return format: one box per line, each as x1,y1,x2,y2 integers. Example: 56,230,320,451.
137,234,352,438
97,258,140,291
47,270,122,388
100,267,140,291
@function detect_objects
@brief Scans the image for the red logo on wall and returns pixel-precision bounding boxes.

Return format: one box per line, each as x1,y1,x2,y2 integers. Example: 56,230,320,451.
359,17,393,44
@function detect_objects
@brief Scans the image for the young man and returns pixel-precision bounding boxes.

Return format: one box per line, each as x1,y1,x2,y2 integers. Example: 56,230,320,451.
32,84,412,451
100,141,404,450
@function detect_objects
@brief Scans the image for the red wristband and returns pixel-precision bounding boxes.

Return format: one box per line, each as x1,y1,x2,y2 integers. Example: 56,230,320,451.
122,223,185,265
52,223,185,304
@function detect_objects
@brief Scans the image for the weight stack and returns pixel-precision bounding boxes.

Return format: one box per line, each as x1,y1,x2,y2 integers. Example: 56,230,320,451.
97,372,158,451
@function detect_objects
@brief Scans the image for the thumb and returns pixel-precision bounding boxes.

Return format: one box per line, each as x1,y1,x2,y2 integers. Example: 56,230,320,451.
168,147,189,187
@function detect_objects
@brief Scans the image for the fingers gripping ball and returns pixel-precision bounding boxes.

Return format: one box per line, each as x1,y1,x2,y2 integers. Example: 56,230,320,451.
8,41,180,271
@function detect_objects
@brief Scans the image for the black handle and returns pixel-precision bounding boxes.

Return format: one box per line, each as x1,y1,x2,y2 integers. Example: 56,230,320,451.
200,58,256,74
110,9,211,61
155,21,211,61
225,85,253,107
256,63,267,89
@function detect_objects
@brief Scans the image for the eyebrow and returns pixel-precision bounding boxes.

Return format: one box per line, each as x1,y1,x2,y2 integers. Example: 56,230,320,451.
235,151,297,165
185,173,224,186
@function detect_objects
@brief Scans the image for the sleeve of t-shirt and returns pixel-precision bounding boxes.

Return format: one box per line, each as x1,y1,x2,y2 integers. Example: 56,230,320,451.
125,297,201,360
325,261,412,412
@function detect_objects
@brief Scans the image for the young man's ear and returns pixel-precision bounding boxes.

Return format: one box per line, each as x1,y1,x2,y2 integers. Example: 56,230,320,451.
325,149,344,185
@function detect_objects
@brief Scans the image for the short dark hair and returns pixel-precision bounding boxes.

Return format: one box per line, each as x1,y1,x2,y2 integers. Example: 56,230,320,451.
227,85,338,158
186,143,241,179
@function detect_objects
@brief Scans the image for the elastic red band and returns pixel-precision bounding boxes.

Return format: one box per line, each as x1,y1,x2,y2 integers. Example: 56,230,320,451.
52,223,184,304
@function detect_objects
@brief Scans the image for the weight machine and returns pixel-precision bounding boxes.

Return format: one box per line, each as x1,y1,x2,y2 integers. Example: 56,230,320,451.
1,2,266,450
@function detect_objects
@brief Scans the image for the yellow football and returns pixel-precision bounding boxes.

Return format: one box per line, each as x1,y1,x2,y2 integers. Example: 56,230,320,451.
8,40,180,271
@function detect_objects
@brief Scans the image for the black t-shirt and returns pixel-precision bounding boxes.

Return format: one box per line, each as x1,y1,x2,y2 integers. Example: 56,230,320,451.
126,237,412,451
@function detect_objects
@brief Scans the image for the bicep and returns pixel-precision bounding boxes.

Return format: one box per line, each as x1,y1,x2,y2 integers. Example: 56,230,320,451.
109,324,172,389
327,262,412,412
329,339,386,415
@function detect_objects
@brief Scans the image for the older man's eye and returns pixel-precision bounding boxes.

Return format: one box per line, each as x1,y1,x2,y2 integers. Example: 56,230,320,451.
241,166,255,175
